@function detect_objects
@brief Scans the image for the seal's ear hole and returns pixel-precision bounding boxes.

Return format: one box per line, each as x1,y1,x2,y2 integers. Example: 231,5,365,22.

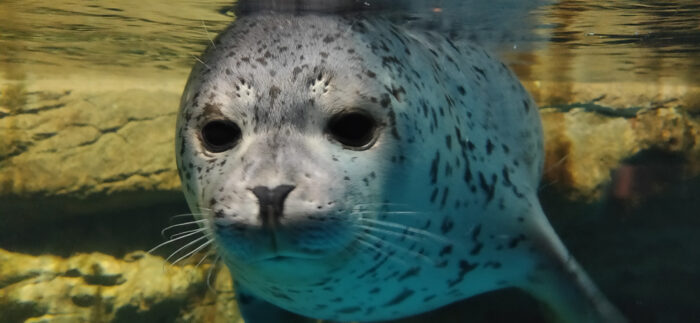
326,111,378,149
201,120,241,152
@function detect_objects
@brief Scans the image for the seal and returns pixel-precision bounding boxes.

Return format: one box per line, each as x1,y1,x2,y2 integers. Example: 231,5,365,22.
174,4,626,323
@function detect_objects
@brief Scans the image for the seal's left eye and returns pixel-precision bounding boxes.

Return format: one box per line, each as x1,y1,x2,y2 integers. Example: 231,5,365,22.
326,111,378,150
201,120,241,152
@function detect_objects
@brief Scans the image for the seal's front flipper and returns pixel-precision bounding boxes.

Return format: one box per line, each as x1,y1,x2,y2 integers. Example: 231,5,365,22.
234,281,314,323
521,205,627,323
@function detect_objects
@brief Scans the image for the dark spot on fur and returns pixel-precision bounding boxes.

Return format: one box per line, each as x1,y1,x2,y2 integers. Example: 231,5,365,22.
470,243,483,255
440,187,449,209
508,234,527,248
337,307,361,314
379,93,391,108
447,260,478,288
502,166,512,186
429,187,439,203
292,66,303,81
398,267,421,282
486,139,495,155
430,152,440,184
484,261,502,269
202,103,224,120
440,216,454,234
472,66,487,79
439,245,453,257
384,288,415,306
478,172,497,203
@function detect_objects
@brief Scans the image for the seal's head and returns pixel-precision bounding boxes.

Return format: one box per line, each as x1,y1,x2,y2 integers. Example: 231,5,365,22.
174,6,627,323
176,14,418,285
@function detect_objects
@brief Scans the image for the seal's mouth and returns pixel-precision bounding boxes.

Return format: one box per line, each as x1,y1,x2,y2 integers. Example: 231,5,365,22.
247,252,331,266
212,210,359,268
253,254,317,263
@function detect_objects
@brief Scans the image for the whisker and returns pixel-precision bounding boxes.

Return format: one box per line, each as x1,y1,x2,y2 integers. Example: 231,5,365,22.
201,20,215,48
196,249,216,269
168,213,207,221
171,239,214,266
358,218,451,244
355,235,409,268
355,224,440,246
370,234,435,266
356,239,401,265
161,219,209,236
544,153,569,174
166,234,212,263
352,202,411,208
148,229,207,254
207,255,226,294
369,232,435,265
170,227,208,240
352,210,428,215
192,55,212,69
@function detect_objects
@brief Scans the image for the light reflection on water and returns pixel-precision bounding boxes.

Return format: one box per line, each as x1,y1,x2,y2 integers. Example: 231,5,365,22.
510,0,700,84
1,0,699,84
0,0,232,79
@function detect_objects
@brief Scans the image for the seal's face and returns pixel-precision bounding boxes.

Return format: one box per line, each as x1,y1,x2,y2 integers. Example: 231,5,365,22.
176,15,410,283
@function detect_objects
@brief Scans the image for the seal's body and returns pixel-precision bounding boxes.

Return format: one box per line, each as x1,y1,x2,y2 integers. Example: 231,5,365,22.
175,7,626,323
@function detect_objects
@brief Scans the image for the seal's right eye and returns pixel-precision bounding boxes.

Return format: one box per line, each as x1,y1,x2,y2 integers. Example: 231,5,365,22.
326,111,378,150
201,120,241,152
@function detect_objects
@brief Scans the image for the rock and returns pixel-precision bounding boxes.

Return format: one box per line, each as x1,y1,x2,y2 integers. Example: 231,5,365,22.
540,104,699,200
0,87,181,198
521,80,700,111
178,265,244,323
0,248,242,323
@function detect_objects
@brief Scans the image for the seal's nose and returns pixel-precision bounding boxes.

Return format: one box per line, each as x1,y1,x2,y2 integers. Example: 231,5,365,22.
249,185,296,230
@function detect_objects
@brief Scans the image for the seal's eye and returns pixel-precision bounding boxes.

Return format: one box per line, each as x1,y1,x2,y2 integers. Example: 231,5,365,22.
201,120,241,152
327,111,378,149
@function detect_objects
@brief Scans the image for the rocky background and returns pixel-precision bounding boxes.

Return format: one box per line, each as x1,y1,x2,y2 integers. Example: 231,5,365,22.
1,75,699,323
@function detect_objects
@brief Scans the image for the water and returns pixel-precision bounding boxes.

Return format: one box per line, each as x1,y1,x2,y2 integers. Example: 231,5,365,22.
1,1,698,322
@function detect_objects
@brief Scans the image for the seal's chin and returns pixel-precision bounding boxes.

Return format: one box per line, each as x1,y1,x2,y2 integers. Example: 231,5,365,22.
214,218,358,269
220,236,357,282
250,251,327,264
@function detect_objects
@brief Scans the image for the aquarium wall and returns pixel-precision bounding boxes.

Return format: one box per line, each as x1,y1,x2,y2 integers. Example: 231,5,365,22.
1,1,699,322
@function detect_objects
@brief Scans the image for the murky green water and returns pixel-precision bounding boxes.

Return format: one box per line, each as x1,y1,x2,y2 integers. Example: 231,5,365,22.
2,1,699,83
1,1,698,323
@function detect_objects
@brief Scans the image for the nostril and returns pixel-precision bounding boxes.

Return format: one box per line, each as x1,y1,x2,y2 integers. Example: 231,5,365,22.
250,185,296,203
249,185,296,229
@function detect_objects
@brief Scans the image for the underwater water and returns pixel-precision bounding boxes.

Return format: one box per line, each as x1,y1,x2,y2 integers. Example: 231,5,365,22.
0,1,699,322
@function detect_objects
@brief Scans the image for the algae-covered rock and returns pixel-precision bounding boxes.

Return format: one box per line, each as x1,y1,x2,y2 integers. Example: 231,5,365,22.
0,87,181,198
1,81,698,206
541,105,699,200
0,248,242,323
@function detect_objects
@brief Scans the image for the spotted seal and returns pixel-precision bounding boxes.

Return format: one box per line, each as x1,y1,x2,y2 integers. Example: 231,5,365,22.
174,3,626,323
